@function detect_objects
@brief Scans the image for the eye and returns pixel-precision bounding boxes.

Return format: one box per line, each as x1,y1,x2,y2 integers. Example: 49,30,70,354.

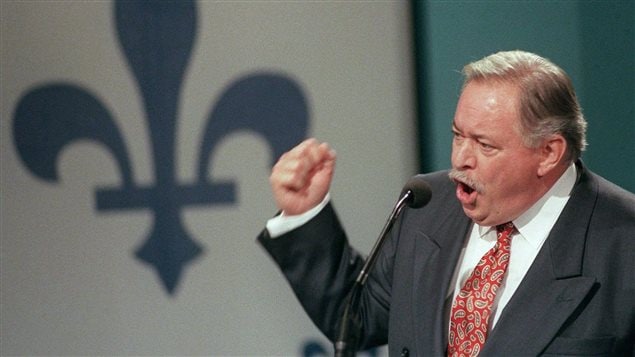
479,141,495,152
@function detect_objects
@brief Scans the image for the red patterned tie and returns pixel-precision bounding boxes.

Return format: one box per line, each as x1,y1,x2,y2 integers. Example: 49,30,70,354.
447,222,515,357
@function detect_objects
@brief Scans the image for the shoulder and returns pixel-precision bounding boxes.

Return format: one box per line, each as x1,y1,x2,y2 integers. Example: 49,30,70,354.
584,167,635,226
577,166,635,264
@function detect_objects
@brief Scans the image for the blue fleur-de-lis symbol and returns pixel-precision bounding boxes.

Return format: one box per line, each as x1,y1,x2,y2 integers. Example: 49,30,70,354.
12,0,308,295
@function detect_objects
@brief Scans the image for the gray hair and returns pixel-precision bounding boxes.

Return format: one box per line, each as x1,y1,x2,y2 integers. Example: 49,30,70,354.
462,50,587,162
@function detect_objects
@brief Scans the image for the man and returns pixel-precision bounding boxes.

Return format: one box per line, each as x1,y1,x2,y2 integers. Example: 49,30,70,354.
257,51,634,356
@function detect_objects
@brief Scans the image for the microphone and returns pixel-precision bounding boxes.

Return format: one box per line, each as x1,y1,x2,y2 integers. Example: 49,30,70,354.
334,176,432,357
400,176,433,209
358,176,431,285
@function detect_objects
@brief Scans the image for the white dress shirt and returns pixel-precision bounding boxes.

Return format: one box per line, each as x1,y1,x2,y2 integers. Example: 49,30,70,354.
266,193,332,237
449,163,577,330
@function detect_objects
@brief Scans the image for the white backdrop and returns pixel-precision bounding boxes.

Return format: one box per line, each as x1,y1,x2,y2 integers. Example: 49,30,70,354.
1,1,416,355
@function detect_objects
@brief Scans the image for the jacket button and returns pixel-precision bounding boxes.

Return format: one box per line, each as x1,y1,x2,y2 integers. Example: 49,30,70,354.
401,347,409,357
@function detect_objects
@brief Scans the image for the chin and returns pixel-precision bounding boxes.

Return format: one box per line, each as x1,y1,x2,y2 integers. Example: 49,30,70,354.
462,207,483,224
464,209,500,227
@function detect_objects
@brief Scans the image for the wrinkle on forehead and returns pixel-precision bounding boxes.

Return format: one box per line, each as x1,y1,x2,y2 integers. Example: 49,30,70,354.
457,82,518,122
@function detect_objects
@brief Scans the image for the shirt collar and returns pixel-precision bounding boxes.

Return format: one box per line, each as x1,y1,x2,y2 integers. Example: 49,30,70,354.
477,163,577,249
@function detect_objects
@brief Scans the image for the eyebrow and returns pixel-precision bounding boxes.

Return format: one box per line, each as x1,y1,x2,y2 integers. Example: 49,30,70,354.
451,121,495,142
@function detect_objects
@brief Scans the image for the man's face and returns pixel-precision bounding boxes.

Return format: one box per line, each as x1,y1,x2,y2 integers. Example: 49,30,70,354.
450,81,545,226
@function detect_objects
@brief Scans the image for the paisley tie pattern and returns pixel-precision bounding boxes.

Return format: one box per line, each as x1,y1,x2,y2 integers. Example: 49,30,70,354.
447,222,515,357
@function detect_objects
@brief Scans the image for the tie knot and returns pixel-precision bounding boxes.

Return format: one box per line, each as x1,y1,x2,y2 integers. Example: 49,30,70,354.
496,222,515,240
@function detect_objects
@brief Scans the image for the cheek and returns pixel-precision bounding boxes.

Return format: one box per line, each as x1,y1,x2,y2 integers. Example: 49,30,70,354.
494,164,535,200
479,162,519,197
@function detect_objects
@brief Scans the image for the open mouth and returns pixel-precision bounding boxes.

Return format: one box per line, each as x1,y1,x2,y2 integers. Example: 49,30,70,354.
454,178,478,205
448,169,482,206
458,181,474,194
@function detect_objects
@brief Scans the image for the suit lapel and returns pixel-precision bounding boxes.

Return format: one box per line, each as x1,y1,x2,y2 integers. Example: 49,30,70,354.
481,253,596,355
412,209,471,355
482,161,599,355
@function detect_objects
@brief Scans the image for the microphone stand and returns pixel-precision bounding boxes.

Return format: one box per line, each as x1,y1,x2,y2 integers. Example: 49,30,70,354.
334,191,414,357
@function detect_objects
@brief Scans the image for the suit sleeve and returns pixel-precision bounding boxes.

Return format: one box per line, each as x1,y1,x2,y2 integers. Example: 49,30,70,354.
256,202,394,349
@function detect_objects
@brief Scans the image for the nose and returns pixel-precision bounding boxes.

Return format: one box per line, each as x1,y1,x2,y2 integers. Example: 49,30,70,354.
452,139,476,170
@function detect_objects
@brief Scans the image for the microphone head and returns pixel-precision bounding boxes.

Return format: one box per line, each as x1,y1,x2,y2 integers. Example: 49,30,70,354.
401,176,432,208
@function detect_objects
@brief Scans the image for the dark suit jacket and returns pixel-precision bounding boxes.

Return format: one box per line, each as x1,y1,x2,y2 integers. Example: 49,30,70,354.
258,162,634,356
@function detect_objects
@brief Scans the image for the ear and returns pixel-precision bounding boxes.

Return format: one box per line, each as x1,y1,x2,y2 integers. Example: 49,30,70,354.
537,134,567,177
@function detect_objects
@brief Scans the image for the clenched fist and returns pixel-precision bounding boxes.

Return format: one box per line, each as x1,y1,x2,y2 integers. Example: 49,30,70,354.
270,138,337,216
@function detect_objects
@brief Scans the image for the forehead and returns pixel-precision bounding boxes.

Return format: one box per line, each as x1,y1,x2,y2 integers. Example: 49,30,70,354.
454,81,521,131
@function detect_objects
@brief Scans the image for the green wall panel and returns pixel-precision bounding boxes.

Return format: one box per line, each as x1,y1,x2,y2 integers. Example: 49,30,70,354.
413,0,634,192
